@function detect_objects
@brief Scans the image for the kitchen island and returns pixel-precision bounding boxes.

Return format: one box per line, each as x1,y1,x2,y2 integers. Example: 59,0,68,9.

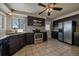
0,32,47,56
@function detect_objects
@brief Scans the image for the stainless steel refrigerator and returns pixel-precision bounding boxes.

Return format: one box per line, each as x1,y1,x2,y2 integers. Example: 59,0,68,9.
58,20,76,44
64,21,72,44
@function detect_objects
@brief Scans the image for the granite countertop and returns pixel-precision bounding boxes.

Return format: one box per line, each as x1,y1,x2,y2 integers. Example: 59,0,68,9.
0,31,47,40
0,34,9,40
0,32,27,40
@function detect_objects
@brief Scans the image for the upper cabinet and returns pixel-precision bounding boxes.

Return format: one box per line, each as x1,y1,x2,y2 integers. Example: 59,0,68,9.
27,16,45,26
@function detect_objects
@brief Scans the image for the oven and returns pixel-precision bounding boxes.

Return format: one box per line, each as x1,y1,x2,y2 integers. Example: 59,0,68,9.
34,33,43,44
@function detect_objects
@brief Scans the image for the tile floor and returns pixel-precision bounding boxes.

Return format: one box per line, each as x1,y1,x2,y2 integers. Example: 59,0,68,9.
13,39,79,56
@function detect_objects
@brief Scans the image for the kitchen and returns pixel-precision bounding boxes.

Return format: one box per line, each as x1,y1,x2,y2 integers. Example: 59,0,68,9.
0,3,79,56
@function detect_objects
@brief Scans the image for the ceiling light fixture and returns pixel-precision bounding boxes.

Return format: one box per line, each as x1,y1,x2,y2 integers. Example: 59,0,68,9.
8,12,13,15
38,3,63,16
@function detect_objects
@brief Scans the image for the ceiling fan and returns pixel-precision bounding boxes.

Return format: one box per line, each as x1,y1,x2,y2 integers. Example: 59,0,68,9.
38,3,63,16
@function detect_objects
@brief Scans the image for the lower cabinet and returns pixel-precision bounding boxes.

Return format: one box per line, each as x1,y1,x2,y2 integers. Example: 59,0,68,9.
26,33,34,44
9,36,19,55
43,32,47,41
0,38,9,56
74,33,79,46
51,31,58,39
0,32,47,56
0,40,2,56
8,34,26,55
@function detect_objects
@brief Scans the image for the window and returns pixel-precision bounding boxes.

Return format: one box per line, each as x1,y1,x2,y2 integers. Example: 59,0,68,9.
0,14,4,31
11,16,25,29
12,17,19,29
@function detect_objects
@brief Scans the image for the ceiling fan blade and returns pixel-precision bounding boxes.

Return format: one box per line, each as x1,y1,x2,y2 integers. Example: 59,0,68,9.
38,3,46,7
11,9,14,12
39,8,47,15
53,3,56,6
53,7,63,11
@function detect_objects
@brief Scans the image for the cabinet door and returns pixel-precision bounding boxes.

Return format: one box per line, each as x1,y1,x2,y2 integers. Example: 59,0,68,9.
8,36,18,55
43,32,47,41
0,40,2,56
26,33,34,44
2,39,9,56
51,32,58,39
18,34,26,48
8,34,26,55
74,35,79,46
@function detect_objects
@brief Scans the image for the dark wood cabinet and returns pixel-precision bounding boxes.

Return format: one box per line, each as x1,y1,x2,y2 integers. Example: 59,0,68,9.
26,33,34,45
1,38,9,56
27,16,45,26
51,31,58,39
8,34,26,55
0,40,4,56
0,40,2,56
9,36,19,55
74,33,79,46
0,38,10,56
0,32,47,56
43,32,47,41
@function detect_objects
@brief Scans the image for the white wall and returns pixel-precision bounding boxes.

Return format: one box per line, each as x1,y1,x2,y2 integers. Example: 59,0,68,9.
0,11,52,39
0,11,7,34
45,17,52,39
5,14,46,33
54,11,79,20
6,15,12,30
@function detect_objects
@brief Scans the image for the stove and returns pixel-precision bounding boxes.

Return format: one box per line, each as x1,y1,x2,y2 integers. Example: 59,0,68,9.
34,33,43,44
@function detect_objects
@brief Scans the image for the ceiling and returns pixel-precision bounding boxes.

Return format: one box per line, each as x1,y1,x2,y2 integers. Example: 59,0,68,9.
0,3,79,19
